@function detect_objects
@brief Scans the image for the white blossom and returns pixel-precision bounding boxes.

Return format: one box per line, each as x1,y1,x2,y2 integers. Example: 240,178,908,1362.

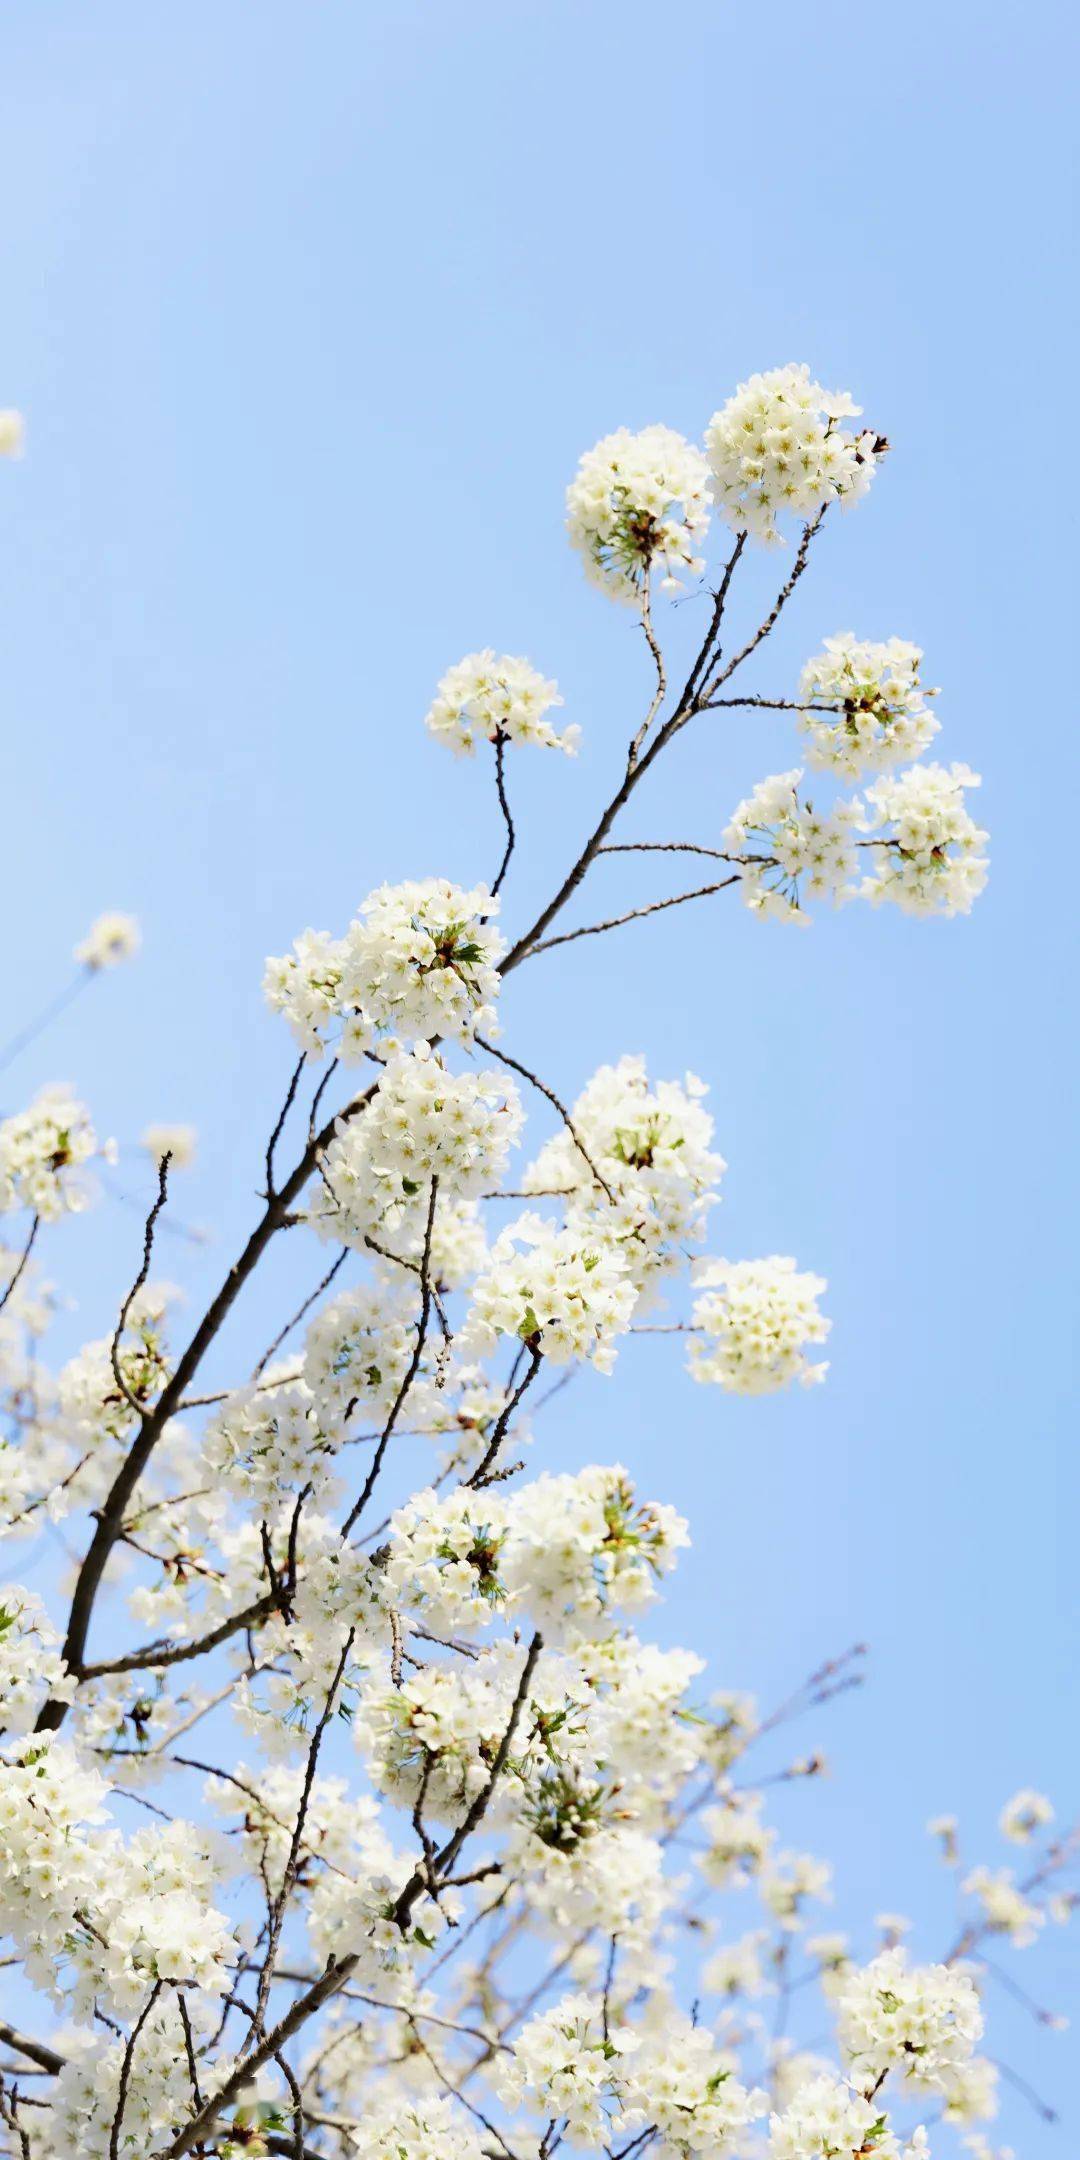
567,424,710,600
74,910,141,970
463,1213,636,1372
999,1787,1054,1843
725,769,862,922
493,1992,641,2144
962,1865,1045,1946
425,650,578,756
799,634,940,778
706,365,880,546
346,2095,486,2160
264,876,505,1059
0,1086,110,1219
523,1056,724,1288
0,408,25,456
689,1256,830,1393
0,1587,74,1732
861,762,989,917
768,2072,930,2160
837,1949,984,2094
306,1046,522,1250
140,1121,197,1169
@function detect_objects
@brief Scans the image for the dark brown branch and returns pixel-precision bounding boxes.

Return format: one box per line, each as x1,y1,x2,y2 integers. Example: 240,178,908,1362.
265,1056,307,1202
38,1077,383,1731
466,1345,543,1490
0,1217,39,1319
109,1154,171,1417
473,1035,615,1204
247,1629,355,2045
0,2029,63,2077
701,507,826,700
490,734,516,899
77,1589,279,1680
526,877,741,956
339,1178,438,1538
161,1636,542,2159
251,1248,349,1381
108,1981,162,2160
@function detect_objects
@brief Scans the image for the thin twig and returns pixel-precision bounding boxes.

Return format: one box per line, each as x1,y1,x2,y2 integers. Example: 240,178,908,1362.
473,1034,616,1204
108,1154,171,1417
0,1217,39,1319
339,1178,438,1537
108,1981,162,2160
490,734,516,898
251,1248,349,1381
265,1055,307,1201
527,877,741,955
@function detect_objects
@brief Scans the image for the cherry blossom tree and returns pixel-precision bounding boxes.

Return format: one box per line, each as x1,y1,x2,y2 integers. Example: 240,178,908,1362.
0,370,1070,2160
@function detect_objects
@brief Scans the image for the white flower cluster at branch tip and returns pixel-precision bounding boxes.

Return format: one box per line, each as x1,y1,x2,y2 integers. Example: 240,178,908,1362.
0,1587,75,1730
263,874,505,1058
837,1949,984,2094
706,364,882,546
768,2072,930,2160
724,761,989,924
462,1212,637,1371
0,1084,110,1218
689,1256,831,1393
861,763,989,917
799,633,941,778
724,768,862,922
566,423,711,599
74,909,141,970
999,1787,1054,1843
305,1045,522,1250
140,1121,197,1169
523,1054,723,1290
424,649,579,756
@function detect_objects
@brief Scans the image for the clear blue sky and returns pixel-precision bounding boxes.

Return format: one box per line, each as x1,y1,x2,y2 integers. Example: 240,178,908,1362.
2,3,1077,2145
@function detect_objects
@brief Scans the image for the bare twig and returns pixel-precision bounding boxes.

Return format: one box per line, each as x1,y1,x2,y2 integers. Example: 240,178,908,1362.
526,877,742,956
473,1034,615,1204
251,1248,349,1381
265,1055,307,1201
339,1178,438,1538
109,1154,171,1417
0,1217,40,1319
491,734,516,898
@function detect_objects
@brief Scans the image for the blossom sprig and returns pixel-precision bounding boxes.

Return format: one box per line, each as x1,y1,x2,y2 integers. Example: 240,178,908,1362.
0,1085,112,1219
689,1255,831,1393
263,875,505,1059
74,910,141,971
425,650,579,756
723,769,863,922
799,633,941,778
567,423,711,600
706,363,883,546
861,762,989,917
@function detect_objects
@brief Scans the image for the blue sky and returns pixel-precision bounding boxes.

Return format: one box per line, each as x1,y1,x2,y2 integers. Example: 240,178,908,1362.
2,2,1077,2143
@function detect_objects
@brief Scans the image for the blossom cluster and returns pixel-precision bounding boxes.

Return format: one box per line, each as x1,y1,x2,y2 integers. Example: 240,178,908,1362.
305,1046,522,1250
689,1256,831,1393
264,875,504,1059
523,1054,724,1289
424,650,578,755
566,424,711,599
0,1085,108,1219
705,364,881,545
799,633,941,778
